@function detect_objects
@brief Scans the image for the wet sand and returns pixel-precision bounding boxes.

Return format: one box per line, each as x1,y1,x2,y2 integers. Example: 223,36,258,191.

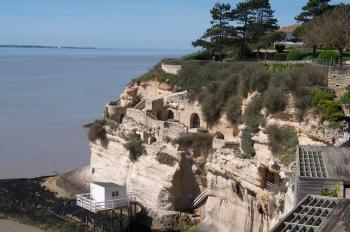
0,219,44,232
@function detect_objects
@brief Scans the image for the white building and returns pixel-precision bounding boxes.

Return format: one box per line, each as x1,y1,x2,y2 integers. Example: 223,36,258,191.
77,182,129,212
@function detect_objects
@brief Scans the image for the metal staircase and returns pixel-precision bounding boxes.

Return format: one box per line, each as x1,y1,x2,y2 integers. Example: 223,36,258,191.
192,188,209,208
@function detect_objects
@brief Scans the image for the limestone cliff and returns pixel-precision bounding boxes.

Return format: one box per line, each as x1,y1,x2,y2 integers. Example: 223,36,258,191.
85,73,348,231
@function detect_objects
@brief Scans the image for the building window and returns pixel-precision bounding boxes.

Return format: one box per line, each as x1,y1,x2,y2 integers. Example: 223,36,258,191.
190,113,200,128
112,191,119,197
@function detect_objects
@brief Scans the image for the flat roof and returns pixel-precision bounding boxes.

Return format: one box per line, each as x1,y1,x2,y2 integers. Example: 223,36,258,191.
297,146,350,179
270,195,349,232
91,182,124,188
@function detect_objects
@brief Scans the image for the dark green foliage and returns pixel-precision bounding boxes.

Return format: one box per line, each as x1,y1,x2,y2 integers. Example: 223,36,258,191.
267,125,298,166
87,120,106,142
295,0,332,23
286,49,307,60
156,152,177,166
264,87,288,114
311,88,334,106
318,50,338,65
232,0,279,59
274,53,287,61
224,95,243,125
173,132,213,156
275,44,286,53
243,95,265,132
265,63,309,73
318,100,345,122
124,136,146,162
240,129,255,158
192,3,234,60
341,92,350,104
214,131,225,139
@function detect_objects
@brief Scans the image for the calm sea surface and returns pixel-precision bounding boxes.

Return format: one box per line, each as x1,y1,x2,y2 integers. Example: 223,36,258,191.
0,47,188,179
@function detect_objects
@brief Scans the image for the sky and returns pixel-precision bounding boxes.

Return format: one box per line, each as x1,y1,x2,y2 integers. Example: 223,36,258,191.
0,0,347,50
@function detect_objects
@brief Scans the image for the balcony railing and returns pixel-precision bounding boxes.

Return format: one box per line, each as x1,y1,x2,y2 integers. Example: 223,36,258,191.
76,192,145,213
76,193,129,213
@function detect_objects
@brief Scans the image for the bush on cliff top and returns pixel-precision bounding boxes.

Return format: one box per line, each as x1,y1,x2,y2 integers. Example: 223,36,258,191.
173,132,213,157
87,120,106,143
240,129,255,158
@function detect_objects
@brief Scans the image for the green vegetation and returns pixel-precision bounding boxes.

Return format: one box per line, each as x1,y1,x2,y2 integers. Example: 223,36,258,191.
240,129,255,158
243,95,265,133
274,44,285,53
132,63,178,87
286,49,308,61
156,152,177,166
321,184,341,197
341,92,350,104
318,50,338,64
172,132,213,157
267,125,298,166
124,135,146,162
263,87,287,114
197,127,208,133
224,95,242,125
274,53,287,61
87,120,106,143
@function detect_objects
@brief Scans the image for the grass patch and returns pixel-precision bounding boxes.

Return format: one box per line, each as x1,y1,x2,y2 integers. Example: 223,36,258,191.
124,135,146,162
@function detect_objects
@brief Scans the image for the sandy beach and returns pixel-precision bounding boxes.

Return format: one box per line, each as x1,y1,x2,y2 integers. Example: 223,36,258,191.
0,219,44,232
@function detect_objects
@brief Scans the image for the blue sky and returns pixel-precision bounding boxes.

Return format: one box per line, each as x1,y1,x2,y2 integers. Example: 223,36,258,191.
0,0,346,50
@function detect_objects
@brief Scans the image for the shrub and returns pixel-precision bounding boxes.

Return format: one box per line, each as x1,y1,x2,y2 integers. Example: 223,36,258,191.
243,96,265,132
275,44,286,53
173,132,213,156
341,92,350,104
286,49,307,61
267,125,298,166
318,100,345,122
156,152,177,166
87,120,106,142
124,137,146,162
240,129,255,158
214,131,225,139
311,89,334,107
263,87,288,114
274,53,287,61
224,95,242,125
318,50,338,65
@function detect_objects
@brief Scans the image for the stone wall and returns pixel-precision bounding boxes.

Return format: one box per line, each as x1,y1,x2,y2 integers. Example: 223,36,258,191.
161,63,182,75
328,66,350,97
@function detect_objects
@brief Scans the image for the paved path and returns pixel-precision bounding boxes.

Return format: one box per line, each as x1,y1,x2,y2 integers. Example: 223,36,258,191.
0,219,44,232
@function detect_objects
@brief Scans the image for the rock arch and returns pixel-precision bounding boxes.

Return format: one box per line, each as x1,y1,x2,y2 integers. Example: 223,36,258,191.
190,113,200,128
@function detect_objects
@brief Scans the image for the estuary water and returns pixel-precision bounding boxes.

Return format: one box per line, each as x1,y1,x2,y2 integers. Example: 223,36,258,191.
0,47,188,179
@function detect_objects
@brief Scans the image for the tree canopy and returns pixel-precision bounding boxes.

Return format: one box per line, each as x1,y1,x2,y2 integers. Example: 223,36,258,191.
192,3,235,60
295,0,332,23
301,4,350,64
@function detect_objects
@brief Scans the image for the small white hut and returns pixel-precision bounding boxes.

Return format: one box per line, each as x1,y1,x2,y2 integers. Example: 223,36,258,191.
77,182,128,212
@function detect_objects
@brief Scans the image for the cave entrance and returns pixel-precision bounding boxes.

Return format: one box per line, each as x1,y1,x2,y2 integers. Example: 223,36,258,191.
167,109,174,120
190,113,200,128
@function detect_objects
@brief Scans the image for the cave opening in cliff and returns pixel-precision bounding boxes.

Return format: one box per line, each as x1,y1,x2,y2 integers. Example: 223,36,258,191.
190,113,200,128
167,109,174,120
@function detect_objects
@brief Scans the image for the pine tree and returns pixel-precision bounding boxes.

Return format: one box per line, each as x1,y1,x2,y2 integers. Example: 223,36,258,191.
232,0,279,59
192,3,235,61
295,0,332,23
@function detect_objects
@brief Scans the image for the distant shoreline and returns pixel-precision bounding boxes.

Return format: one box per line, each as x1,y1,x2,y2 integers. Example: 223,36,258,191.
0,45,96,50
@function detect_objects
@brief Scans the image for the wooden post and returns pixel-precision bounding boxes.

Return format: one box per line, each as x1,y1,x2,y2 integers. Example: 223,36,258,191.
120,209,123,231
